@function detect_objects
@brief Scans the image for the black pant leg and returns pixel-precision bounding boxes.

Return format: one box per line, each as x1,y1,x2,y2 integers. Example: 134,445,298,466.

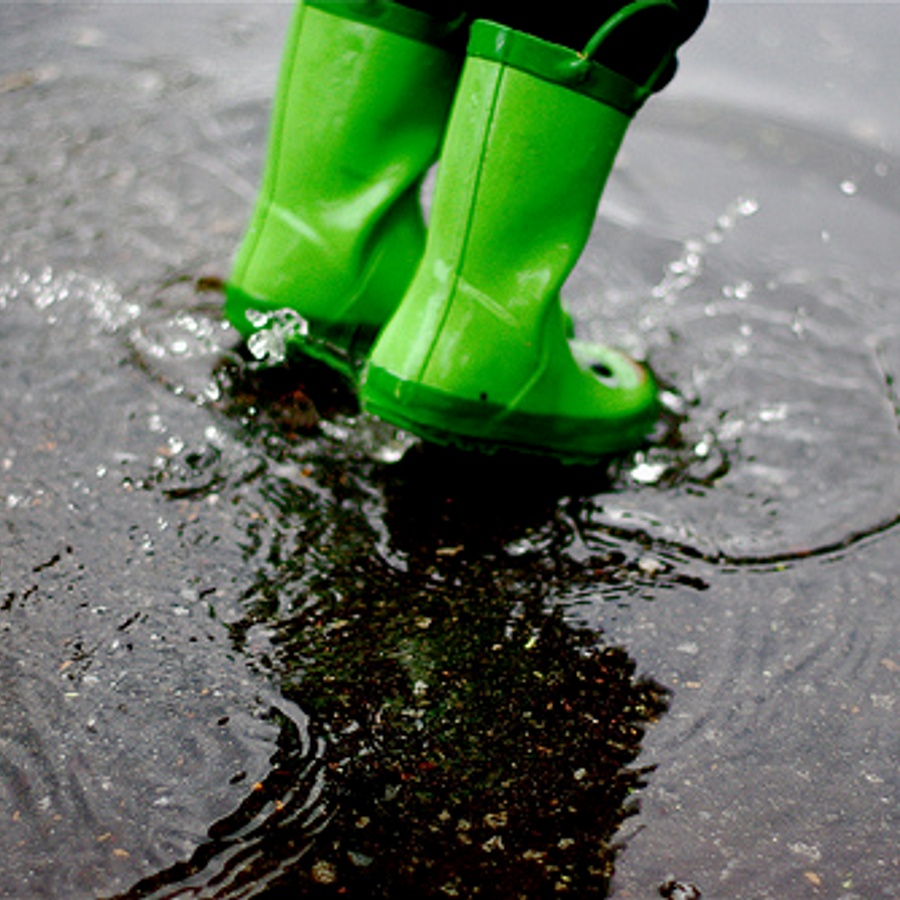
393,0,707,85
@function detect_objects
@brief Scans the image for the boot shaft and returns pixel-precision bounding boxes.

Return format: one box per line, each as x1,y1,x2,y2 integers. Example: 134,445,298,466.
371,10,676,384
261,2,463,214
226,1,464,368
427,27,639,330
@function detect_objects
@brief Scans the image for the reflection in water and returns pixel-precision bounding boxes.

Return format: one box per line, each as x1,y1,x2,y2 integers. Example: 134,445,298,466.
108,358,672,899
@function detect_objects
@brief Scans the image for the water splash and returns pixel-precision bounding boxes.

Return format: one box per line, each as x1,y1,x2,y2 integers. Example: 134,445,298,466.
1,267,141,333
245,308,309,365
651,196,759,305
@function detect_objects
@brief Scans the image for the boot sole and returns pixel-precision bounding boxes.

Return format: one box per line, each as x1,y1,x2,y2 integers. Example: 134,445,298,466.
362,364,658,465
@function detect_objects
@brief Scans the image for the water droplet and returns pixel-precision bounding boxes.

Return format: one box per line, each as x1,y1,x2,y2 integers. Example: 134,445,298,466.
247,329,284,363
204,425,225,447
245,309,308,363
638,556,664,575
75,27,105,48
631,460,667,484
318,419,351,443
659,390,686,415
840,179,858,196
723,281,753,300
507,537,536,557
791,306,809,337
737,196,760,217
759,404,788,423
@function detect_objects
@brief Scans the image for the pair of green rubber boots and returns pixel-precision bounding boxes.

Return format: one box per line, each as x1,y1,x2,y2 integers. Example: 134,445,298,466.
225,0,680,463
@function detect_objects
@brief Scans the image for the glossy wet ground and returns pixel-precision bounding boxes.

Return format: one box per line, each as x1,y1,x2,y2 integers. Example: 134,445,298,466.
2,4,900,898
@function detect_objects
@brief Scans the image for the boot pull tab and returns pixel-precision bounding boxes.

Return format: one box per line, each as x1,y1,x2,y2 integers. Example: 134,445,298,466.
562,0,681,99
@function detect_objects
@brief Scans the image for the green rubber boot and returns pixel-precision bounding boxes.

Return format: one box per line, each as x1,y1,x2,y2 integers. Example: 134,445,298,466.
224,1,463,380
361,2,680,462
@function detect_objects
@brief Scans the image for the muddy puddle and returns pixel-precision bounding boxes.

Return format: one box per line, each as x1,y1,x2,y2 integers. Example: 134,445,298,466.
2,4,900,898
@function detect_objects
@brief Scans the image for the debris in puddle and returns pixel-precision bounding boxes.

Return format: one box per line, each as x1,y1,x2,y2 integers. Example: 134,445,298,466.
789,841,822,862
0,67,59,93
310,860,338,884
482,811,507,829
659,878,702,899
